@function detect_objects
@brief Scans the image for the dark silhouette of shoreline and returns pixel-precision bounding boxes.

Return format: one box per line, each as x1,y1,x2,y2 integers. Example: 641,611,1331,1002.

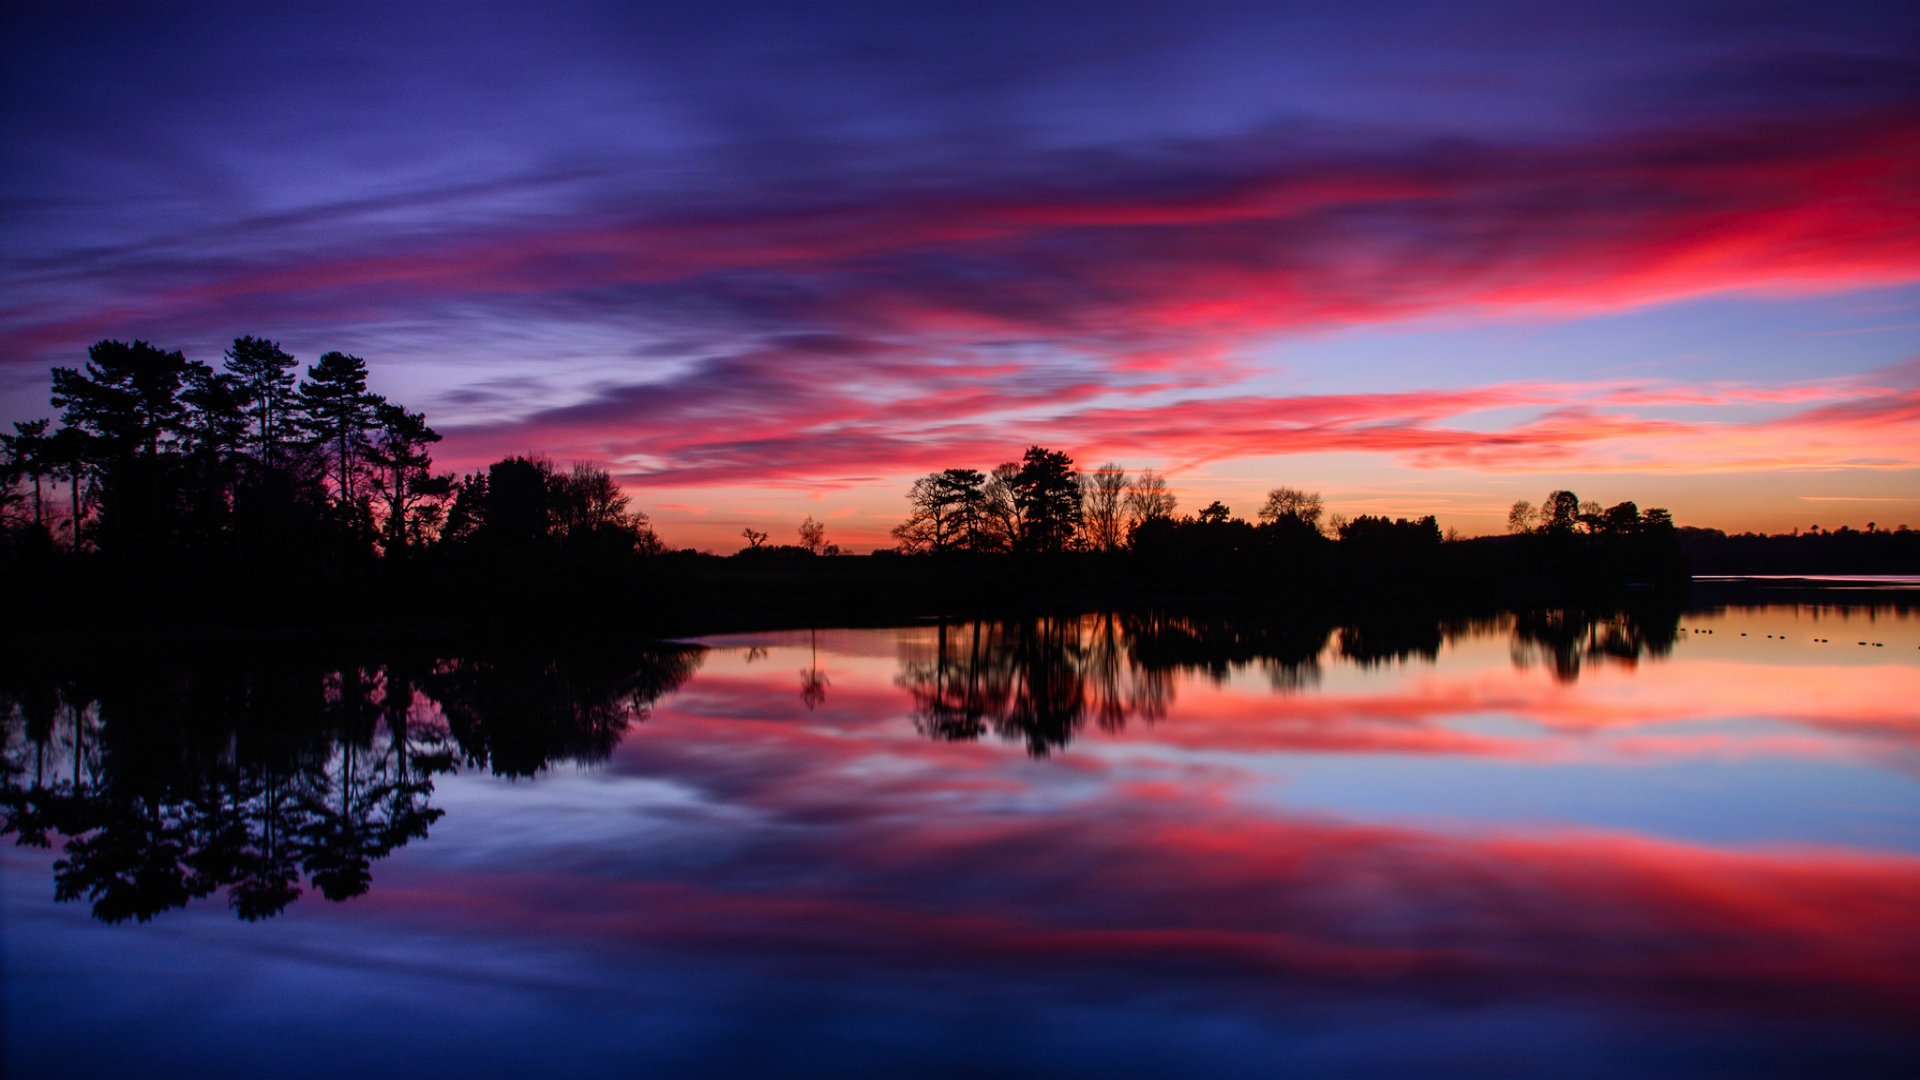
6,334,1906,645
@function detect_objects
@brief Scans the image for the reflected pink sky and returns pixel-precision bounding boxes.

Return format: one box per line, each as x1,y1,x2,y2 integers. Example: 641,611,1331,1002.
387,607,1920,1017
5,603,1918,1076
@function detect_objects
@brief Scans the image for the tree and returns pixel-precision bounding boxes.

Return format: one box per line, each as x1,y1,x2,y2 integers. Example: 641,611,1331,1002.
51,340,193,461
1600,501,1642,535
552,463,660,554
1082,463,1128,553
552,463,626,538
894,468,991,554
0,429,23,528
363,403,449,555
1507,499,1536,535
981,464,1022,552
798,515,828,555
1258,486,1323,530
224,336,300,469
894,476,953,553
478,457,553,550
2,419,53,530
1542,490,1582,534
1011,446,1081,554
741,527,768,550
49,341,196,552
176,362,251,538
1124,470,1176,533
1196,500,1231,525
179,365,249,462
298,352,382,505
438,471,488,547
44,425,93,550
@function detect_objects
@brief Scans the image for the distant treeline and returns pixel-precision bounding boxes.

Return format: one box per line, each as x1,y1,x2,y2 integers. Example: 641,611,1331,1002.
3,336,1703,634
1676,525,1920,576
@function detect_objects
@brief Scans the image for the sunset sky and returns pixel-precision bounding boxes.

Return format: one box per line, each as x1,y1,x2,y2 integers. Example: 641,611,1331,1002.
3,1,1916,551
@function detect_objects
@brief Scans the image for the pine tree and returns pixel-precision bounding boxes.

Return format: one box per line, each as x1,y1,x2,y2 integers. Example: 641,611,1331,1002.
364,403,449,554
223,336,299,469
297,352,382,505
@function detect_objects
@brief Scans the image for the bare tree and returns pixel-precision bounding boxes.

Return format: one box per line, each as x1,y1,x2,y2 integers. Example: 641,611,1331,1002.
1507,499,1536,534
1258,486,1323,529
1124,470,1175,533
1082,462,1128,553
798,515,827,554
981,462,1023,552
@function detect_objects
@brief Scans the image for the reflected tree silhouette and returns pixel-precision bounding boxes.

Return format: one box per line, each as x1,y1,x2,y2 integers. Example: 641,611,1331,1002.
1509,606,1680,682
424,646,701,778
1124,610,1330,692
1337,617,1443,667
901,614,1177,756
799,628,829,711
899,607,1682,754
1,644,701,922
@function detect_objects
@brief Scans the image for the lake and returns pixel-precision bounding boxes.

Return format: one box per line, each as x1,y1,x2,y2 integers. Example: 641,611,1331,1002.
4,597,1918,1078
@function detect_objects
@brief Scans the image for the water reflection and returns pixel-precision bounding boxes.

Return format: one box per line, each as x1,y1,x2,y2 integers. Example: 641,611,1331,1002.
899,606,1682,755
0,645,701,922
3,605,1917,1077
1511,605,1680,681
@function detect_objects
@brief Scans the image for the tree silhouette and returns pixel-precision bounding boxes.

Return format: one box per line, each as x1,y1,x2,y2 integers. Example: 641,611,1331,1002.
982,463,1023,550
1083,462,1128,553
49,341,200,553
44,424,94,550
895,468,995,553
365,403,450,554
798,515,830,555
1124,470,1176,534
1542,490,1582,534
1507,499,1536,535
3,419,53,531
298,351,382,505
1258,486,1323,531
224,336,301,471
1011,446,1081,554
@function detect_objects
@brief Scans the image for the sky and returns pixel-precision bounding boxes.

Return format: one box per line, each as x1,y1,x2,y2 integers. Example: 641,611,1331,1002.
3,0,1917,551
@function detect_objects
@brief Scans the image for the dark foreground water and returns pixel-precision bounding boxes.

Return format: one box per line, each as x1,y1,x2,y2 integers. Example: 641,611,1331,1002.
4,600,1918,1078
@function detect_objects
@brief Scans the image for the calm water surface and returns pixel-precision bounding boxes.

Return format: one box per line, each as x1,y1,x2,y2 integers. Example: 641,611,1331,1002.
4,602,1918,1078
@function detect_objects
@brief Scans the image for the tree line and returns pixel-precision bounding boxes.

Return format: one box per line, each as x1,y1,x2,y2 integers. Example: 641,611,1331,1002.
0,337,1703,629
0,338,669,618
891,444,1477,560
893,446,1352,556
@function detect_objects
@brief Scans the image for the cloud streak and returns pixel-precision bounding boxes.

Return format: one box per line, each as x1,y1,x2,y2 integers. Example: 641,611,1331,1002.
3,3,1916,539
